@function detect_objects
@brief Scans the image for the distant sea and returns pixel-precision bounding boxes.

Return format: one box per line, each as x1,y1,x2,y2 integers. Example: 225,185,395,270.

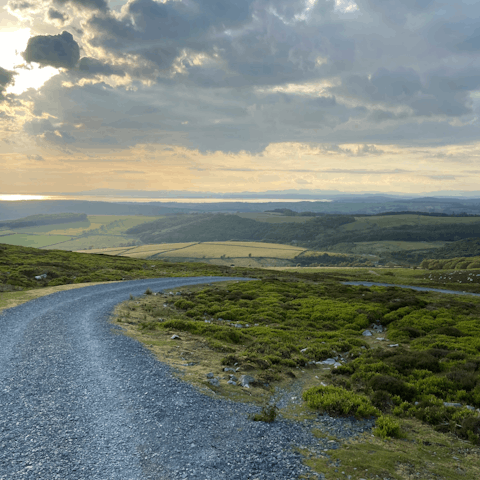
0,194,332,203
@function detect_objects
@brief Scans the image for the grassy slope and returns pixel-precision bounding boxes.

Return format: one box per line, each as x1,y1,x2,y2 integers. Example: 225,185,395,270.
0,215,162,250
0,243,252,290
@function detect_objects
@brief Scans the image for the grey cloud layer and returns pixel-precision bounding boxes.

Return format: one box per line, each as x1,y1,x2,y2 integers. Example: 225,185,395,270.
10,0,480,153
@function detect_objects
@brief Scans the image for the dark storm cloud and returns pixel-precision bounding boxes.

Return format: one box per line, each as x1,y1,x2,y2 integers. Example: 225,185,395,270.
0,67,17,88
22,31,80,69
0,67,17,102
53,0,108,12
47,8,69,24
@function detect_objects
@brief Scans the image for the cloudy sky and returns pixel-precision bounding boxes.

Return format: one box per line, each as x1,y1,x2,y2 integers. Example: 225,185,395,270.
1,0,480,196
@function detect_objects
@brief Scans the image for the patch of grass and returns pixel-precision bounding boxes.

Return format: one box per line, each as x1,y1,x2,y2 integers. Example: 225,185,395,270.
373,415,403,439
301,417,480,480
0,233,74,248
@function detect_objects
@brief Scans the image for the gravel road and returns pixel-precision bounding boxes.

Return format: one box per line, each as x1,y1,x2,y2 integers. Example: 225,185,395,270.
343,281,480,296
0,276,369,480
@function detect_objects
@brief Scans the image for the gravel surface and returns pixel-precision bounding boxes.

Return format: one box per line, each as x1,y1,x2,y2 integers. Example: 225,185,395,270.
0,276,377,480
343,281,480,296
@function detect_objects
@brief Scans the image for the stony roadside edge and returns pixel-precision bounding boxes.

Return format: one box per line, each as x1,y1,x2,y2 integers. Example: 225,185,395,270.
0,276,375,480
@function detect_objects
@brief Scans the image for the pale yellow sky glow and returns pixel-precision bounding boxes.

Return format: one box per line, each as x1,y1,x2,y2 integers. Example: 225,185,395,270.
1,0,480,197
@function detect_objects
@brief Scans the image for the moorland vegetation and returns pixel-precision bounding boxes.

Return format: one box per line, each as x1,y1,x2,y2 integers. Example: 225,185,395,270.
120,278,480,445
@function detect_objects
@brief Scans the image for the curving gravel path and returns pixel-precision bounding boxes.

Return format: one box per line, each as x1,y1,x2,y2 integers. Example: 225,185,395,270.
0,276,364,480
342,281,480,296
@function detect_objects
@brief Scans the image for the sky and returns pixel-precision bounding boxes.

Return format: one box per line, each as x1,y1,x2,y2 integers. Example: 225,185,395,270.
1,0,480,196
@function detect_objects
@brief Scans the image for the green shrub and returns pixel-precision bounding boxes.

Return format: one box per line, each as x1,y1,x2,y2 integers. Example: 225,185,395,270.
174,299,196,310
369,375,414,401
221,354,239,365
457,416,480,445
373,415,402,439
303,385,379,419
386,352,441,374
370,390,393,412
251,403,279,423
433,326,465,337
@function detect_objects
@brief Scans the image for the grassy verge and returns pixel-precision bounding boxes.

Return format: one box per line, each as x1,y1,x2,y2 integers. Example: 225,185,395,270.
301,418,480,480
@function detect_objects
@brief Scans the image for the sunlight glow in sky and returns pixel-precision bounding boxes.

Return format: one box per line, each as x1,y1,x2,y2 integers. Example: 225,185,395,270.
2,0,480,196
0,194,50,201
0,29,59,95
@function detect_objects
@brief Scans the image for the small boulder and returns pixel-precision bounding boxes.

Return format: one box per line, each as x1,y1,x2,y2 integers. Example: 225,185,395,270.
206,372,214,379
227,380,237,386
319,358,336,365
209,378,220,387
171,334,181,340
362,330,373,337
239,375,255,388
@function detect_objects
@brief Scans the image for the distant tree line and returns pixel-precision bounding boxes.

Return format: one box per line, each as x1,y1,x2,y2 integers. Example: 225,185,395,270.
368,211,480,217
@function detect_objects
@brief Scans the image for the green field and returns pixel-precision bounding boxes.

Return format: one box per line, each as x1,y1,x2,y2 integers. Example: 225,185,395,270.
329,240,446,255
0,233,74,248
0,215,162,250
346,214,480,230
78,241,309,267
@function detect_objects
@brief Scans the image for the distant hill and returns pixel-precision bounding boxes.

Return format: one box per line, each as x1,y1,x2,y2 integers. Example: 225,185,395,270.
0,213,87,229
2,193,480,220
126,214,356,244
